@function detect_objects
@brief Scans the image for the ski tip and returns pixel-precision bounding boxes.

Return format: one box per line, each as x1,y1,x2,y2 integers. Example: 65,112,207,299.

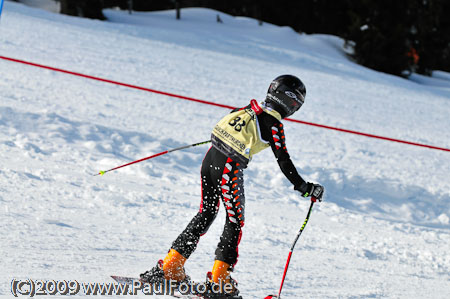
110,275,140,284
264,295,278,299
110,275,130,281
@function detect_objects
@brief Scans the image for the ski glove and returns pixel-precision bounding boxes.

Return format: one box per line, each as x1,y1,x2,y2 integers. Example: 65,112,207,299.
302,182,324,201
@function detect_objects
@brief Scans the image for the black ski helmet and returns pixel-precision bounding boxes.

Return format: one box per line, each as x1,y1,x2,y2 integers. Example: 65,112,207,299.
264,75,306,118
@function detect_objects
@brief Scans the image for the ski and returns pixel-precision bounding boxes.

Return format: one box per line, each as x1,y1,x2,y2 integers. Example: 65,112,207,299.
111,275,244,298
111,275,204,298
110,275,139,285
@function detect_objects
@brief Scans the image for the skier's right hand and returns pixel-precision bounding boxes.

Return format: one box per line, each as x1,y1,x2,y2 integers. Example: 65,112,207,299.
302,182,324,201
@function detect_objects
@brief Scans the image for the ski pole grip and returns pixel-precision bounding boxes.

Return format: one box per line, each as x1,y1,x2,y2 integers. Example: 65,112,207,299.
311,197,317,202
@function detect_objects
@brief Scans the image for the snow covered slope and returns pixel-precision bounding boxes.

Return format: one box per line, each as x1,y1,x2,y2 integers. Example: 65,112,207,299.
1,2,449,298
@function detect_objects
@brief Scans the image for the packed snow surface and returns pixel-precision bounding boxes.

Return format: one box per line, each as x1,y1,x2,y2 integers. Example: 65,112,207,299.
1,2,449,298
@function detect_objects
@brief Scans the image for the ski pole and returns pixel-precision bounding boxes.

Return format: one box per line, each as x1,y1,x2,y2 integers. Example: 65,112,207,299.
94,140,211,176
265,197,317,299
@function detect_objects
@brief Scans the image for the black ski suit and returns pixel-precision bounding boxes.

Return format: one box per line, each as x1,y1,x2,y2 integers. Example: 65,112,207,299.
171,101,308,268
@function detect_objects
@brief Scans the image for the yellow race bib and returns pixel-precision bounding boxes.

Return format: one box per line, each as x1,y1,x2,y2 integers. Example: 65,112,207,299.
212,100,281,163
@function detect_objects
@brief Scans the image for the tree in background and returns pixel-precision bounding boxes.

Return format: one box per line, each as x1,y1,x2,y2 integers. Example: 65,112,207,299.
409,0,450,75
59,0,450,76
60,0,105,20
346,0,450,76
345,0,412,76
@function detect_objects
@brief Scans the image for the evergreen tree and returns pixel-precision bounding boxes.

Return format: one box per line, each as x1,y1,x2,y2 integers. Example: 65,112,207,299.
346,0,412,76
58,0,449,76
60,0,105,20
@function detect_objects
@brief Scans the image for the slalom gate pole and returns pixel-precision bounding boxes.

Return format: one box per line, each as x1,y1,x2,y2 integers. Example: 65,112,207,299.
0,0,4,19
94,140,211,176
265,197,317,299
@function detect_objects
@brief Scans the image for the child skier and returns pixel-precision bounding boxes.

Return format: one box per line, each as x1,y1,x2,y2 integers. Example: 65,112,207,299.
140,75,324,298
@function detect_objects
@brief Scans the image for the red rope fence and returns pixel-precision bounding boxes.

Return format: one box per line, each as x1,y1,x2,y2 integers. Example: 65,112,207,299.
1,55,448,152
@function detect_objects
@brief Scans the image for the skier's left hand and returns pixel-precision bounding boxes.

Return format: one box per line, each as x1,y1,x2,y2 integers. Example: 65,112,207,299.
303,182,324,201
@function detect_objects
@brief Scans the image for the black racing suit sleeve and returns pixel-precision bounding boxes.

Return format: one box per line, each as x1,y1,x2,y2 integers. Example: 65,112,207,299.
258,112,308,193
